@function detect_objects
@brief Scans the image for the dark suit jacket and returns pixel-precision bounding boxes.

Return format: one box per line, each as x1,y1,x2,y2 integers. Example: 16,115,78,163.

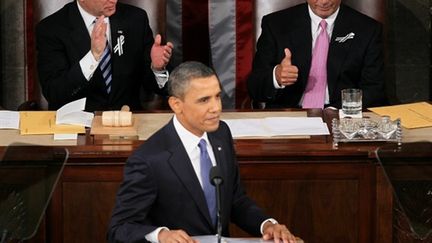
247,3,387,109
36,1,163,111
108,119,269,243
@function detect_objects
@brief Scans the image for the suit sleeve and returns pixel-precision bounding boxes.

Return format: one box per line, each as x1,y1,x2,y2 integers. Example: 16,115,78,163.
36,22,90,110
359,23,387,107
246,16,281,103
222,123,269,235
107,154,158,243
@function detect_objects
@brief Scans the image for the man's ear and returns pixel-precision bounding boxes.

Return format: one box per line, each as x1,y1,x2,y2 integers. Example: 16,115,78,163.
168,96,182,114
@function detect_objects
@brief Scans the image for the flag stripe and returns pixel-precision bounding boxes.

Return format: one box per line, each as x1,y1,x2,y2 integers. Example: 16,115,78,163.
235,0,254,108
209,0,237,109
166,0,183,67
182,0,210,64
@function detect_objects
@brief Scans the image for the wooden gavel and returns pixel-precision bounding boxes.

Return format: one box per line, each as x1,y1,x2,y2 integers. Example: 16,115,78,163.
102,105,132,127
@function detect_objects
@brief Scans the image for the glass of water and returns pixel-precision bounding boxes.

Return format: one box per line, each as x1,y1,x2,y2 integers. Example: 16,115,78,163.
341,89,362,116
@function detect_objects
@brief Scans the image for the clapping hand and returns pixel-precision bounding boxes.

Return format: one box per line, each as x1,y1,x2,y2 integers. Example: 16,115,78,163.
91,15,108,61
151,34,174,71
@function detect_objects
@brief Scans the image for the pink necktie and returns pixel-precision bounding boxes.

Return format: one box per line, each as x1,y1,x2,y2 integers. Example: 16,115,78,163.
302,19,329,109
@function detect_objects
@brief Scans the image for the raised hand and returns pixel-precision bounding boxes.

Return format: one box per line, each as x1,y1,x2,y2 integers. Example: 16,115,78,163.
91,15,108,61
151,34,174,71
275,48,298,86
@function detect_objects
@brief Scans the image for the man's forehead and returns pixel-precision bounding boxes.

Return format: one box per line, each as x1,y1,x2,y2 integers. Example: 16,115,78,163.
188,76,219,87
185,77,220,95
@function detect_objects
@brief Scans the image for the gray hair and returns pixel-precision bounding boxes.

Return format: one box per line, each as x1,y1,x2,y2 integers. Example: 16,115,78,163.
168,61,216,98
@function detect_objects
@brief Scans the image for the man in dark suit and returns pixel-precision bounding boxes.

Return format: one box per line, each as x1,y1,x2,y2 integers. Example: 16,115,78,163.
247,0,387,109
36,0,173,111
108,61,297,243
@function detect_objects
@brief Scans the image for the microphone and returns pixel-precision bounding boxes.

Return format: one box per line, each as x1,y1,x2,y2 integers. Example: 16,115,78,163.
210,166,223,243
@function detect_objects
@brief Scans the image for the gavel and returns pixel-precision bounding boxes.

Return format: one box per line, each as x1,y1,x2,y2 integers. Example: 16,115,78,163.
102,105,132,127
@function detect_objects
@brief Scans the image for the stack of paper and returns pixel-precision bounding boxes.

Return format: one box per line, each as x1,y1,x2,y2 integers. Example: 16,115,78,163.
369,102,432,129
19,98,94,140
0,111,20,129
223,117,329,138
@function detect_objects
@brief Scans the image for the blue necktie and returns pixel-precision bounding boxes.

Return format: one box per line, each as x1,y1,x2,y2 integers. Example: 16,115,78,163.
100,42,112,94
198,139,216,225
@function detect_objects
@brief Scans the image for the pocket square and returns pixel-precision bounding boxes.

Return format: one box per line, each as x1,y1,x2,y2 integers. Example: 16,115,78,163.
335,32,355,43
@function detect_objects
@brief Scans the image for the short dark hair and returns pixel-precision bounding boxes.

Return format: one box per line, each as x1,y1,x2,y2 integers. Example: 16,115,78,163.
168,61,216,98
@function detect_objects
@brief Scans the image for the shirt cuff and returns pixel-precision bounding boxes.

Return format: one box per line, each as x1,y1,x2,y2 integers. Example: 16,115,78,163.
145,227,169,243
152,67,169,89
260,218,278,235
273,66,285,89
79,51,99,81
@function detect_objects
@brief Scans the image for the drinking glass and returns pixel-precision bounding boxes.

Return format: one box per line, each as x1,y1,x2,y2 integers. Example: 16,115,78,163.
341,89,362,116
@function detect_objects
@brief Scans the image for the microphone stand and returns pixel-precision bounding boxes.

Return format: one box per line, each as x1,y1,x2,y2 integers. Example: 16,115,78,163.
215,181,222,243
210,166,223,243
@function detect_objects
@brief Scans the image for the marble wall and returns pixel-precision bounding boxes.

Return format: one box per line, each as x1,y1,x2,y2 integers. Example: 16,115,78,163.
386,0,431,103
0,0,26,110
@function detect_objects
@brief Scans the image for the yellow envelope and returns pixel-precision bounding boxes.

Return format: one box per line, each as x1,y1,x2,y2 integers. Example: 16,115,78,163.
19,111,85,135
369,102,432,129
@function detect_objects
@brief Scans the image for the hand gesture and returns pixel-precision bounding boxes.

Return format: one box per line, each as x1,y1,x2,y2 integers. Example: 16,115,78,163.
158,229,198,243
275,48,298,86
91,15,108,61
151,34,174,71
262,222,297,243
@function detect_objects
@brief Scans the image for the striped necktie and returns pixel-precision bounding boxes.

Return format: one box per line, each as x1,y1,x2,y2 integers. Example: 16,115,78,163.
302,19,329,108
100,42,112,94
198,139,216,225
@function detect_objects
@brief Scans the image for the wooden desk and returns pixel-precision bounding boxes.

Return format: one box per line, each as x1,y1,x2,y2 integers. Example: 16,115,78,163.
2,109,426,243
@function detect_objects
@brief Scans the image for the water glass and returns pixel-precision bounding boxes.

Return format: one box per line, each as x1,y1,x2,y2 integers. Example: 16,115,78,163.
341,89,362,116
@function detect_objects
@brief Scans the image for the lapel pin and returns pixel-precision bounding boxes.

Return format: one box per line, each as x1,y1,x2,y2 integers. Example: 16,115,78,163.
217,147,222,151
114,34,125,56
335,32,355,43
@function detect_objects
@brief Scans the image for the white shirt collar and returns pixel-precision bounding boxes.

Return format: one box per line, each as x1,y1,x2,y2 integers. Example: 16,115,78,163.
308,5,339,35
173,115,210,155
77,1,98,28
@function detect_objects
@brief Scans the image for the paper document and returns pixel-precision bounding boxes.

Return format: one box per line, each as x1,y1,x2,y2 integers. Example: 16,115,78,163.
20,111,85,135
54,134,78,140
369,102,432,129
56,98,94,127
193,235,303,243
224,117,329,138
19,98,94,135
0,111,20,129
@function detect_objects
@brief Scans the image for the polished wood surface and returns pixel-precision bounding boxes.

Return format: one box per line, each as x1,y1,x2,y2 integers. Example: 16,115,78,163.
2,109,418,243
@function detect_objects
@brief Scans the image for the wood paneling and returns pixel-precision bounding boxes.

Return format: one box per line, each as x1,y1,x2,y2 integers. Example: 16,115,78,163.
63,182,119,243
34,150,382,243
